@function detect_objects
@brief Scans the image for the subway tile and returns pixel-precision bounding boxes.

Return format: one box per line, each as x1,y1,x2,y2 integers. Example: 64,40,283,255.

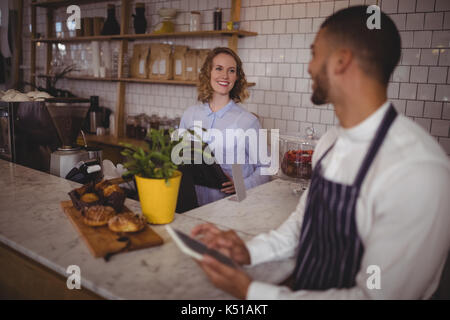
398,0,416,13
256,6,268,20
410,66,428,82
265,91,276,105
243,7,256,21
306,2,320,18
282,106,294,120
259,77,271,90
304,33,316,48
285,49,298,63
400,31,414,47
381,0,399,13
250,20,262,34
284,78,296,92
442,103,450,119
416,0,435,12
320,1,334,17
401,48,421,65
428,66,448,83
334,0,350,12
274,119,287,132
391,14,407,31
244,62,255,76
388,82,400,99
430,119,450,136
297,49,311,63
262,117,274,130
288,92,301,107
272,49,285,63
435,85,450,101
254,63,266,76
406,13,424,30
424,12,444,30
278,63,291,77
438,138,450,155
423,102,443,118
399,83,418,99
294,108,307,121
255,35,268,48
268,5,281,20
286,120,299,133
393,66,411,82
406,100,424,117
271,77,284,91
292,34,306,48
299,18,313,33
432,31,450,48
320,109,335,124
296,78,310,93
274,20,286,34
436,0,450,11
262,20,274,34
444,12,450,29
280,5,293,19
417,84,437,100
312,18,326,32
266,63,278,76
414,118,431,131
439,49,450,66
291,63,303,77
307,108,321,123
286,20,299,34
270,105,282,118
277,92,290,106
293,4,306,19
420,49,440,65
413,31,432,48
260,49,273,62
279,34,292,48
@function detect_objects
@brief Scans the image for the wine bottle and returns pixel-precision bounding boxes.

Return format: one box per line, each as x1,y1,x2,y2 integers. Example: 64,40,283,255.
101,4,120,35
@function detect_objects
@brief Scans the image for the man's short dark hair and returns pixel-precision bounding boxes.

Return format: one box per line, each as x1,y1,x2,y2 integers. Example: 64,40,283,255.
321,5,401,85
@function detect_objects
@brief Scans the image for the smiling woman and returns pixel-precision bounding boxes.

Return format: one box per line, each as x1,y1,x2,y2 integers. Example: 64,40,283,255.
178,47,270,207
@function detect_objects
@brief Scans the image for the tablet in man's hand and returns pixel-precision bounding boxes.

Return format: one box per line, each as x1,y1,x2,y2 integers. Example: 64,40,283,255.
165,225,237,269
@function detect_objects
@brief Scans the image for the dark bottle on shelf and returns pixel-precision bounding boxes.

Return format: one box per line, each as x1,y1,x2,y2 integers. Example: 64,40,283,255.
213,8,222,30
101,4,120,35
132,2,147,34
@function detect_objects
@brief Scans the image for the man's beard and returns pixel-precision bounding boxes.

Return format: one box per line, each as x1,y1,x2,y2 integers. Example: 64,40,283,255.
311,63,330,105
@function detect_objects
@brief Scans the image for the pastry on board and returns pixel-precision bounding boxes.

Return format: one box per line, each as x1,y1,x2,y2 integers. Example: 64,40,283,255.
108,212,147,233
82,205,116,227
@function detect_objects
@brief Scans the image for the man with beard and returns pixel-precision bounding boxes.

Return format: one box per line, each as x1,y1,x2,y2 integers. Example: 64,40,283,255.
190,6,450,299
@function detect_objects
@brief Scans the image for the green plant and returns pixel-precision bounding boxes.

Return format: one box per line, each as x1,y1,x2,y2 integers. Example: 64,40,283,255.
120,127,210,183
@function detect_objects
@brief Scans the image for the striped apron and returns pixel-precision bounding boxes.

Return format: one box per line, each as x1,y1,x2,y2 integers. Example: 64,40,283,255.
293,105,397,290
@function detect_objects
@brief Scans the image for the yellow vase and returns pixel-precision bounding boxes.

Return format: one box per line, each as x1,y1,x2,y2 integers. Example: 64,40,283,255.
135,171,182,224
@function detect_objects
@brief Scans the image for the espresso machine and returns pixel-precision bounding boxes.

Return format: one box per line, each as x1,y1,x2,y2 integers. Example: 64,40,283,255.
47,98,103,183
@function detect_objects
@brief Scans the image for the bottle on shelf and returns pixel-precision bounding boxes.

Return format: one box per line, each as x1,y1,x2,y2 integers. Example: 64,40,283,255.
213,8,222,30
101,4,120,35
132,2,147,34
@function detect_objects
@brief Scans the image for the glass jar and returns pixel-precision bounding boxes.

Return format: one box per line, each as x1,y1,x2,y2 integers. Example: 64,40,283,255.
149,114,160,130
126,114,137,138
190,11,201,32
136,114,148,140
279,127,317,193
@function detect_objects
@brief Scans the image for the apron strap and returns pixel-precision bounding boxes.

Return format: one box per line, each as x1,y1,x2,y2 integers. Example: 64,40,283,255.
353,104,398,189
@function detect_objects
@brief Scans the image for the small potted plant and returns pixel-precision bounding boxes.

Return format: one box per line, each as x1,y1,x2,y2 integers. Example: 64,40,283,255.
120,127,206,224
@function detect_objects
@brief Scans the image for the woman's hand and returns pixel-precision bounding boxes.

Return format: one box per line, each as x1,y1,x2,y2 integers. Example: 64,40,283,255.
221,172,235,194
191,223,251,265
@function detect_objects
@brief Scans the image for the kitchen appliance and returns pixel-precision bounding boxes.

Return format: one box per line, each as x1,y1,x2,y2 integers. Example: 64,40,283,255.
0,102,13,161
278,127,318,194
47,98,103,181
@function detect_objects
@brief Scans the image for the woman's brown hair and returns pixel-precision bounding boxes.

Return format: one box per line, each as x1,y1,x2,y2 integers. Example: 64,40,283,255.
197,47,249,104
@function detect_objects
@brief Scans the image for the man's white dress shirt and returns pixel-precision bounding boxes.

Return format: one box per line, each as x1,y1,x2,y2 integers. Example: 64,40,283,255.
246,102,450,299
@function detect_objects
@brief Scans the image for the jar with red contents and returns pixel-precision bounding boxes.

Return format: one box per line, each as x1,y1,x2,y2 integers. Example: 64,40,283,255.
279,127,317,193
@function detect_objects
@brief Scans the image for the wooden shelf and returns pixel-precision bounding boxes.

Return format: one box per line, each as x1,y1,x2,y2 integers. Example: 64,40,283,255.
38,74,256,87
78,134,149,150
32,0,112,8
32,30,258,43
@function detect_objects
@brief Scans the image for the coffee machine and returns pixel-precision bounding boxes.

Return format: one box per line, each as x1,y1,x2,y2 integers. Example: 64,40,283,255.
47,98,103,183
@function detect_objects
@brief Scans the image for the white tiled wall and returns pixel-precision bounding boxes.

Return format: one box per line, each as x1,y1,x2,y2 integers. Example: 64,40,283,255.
21,0,450,154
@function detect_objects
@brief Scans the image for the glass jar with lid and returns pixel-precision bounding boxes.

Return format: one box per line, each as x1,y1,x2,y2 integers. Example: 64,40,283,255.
279,127,318,193
126,114,138,138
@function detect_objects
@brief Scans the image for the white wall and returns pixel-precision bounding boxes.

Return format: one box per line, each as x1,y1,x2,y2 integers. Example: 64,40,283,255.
21,0,450,154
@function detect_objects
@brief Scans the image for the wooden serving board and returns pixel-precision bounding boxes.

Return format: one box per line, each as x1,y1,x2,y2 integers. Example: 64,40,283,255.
61,201,163,259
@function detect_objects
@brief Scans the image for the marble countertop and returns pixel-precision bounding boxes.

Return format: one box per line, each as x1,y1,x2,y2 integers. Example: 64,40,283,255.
0,159,301,299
